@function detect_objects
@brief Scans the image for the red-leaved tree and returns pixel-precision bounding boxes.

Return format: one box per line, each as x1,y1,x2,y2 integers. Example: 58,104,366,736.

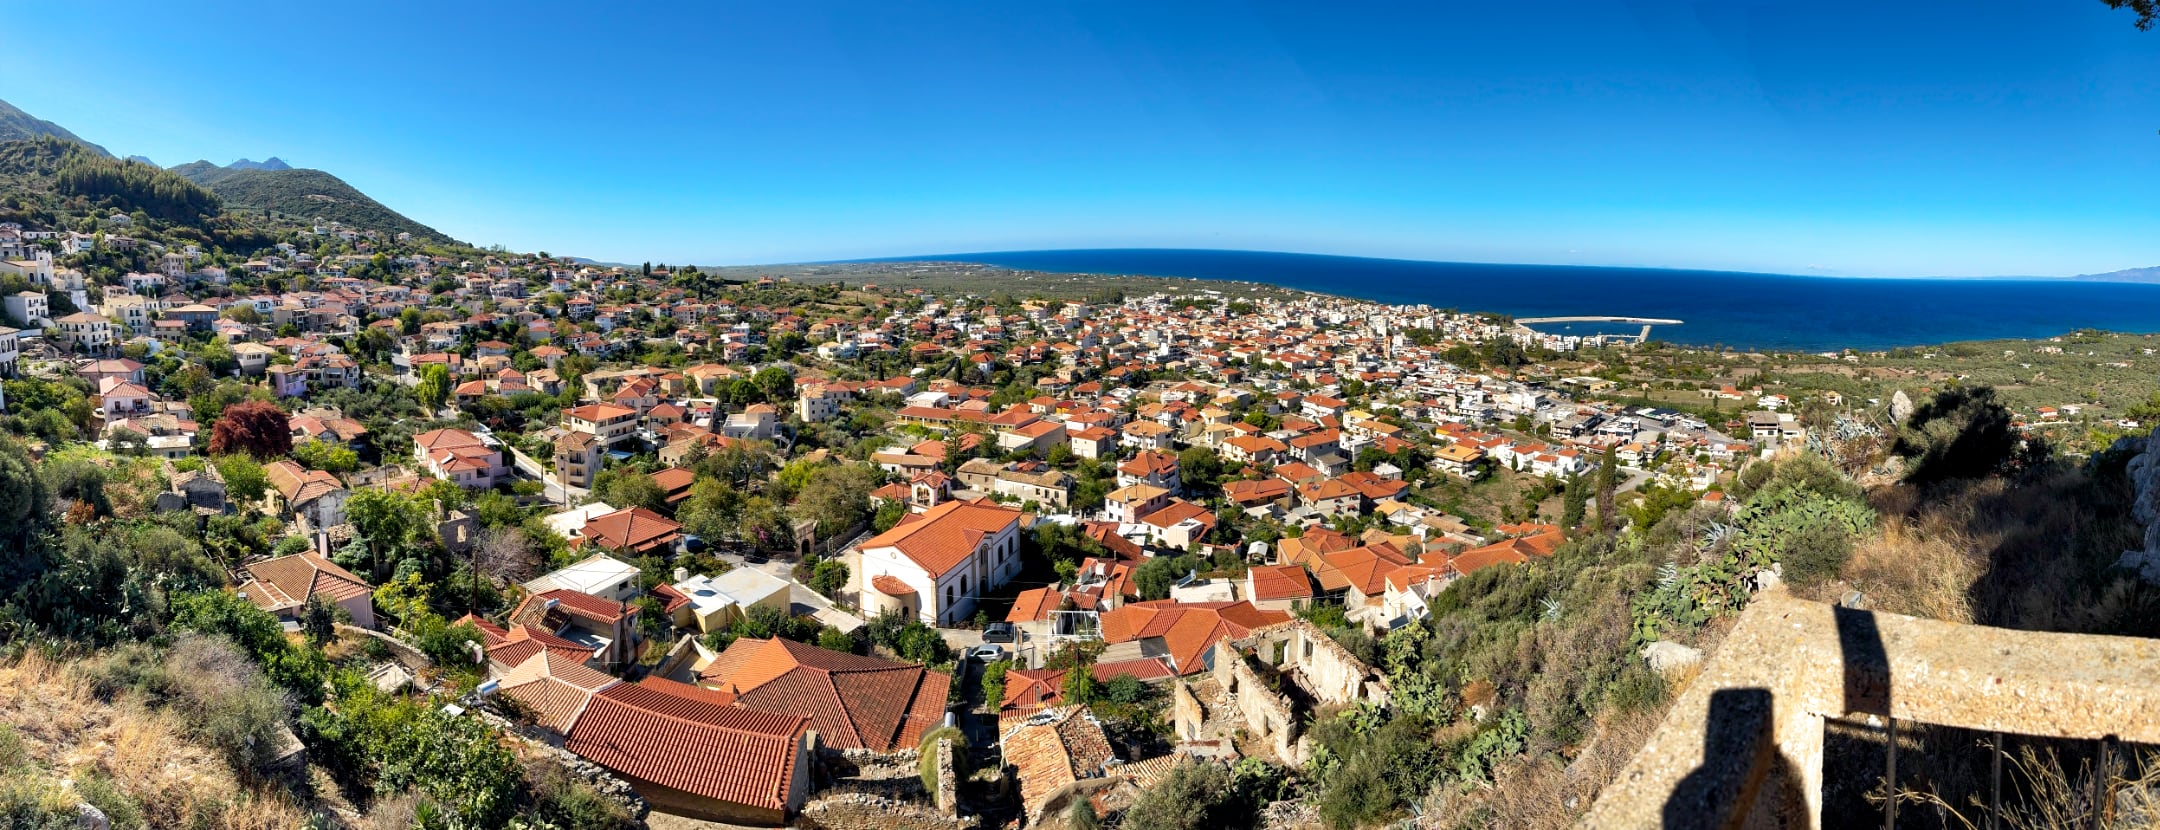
208,400,293,460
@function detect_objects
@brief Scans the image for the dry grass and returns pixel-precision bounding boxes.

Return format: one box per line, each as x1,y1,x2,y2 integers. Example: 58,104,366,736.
1878,741,2160,830
1426,688,1674,829
1827,496,1986,623
0,650,314,829
1829,466,2155,636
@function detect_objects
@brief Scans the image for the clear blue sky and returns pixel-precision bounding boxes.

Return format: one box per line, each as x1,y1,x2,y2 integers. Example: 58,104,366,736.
8,1,2158,276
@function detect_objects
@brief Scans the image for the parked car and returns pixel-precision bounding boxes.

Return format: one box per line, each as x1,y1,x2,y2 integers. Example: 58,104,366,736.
981,622,1017,644
970,644,1006,663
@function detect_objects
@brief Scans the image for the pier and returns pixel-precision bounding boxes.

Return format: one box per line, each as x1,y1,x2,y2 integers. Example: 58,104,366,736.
1515,316,1683,344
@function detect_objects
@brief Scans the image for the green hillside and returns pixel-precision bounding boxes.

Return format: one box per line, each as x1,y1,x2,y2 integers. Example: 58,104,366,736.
0,138,219,226
174,165,455,244
0,97,110,157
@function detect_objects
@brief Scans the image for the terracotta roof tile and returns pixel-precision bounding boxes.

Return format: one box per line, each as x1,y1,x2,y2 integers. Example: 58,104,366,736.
858,499,1022,579
565,679,805,813
700,638,950,751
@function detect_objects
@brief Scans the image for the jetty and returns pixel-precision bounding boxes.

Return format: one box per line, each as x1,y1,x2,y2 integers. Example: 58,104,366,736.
1515,316,1683,344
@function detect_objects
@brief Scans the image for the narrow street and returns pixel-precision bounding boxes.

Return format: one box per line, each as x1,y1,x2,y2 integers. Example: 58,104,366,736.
506,444,586,505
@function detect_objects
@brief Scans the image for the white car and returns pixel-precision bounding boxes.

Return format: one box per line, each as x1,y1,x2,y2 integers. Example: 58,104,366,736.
970,644,1006,663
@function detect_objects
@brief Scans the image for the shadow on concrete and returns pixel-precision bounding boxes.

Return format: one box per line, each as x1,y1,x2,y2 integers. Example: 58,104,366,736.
1833,605,1891,717
1662,687,1807,829
1662,608,1888,828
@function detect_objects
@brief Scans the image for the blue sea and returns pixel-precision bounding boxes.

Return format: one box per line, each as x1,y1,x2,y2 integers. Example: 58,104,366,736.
863,249,2160,352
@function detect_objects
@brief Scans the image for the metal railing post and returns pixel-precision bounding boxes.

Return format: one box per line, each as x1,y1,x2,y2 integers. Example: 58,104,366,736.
1884,717,1898,830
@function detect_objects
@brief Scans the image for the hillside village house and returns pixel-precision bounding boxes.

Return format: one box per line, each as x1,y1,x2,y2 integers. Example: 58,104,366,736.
554,431,604,489
413,428,505,488
236,551,376,629
857,499,1025,626
524,552,644,604
564,403,639,448
4,291,49,328
55,311,113,353
563,679,812,825
264,460,348,530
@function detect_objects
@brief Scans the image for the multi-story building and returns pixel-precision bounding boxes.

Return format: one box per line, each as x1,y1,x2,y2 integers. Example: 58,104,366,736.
414,428,506,489
55,312,113,353
3,291,48,327
857,499,1026,626
563,403,640,448
555,431,604,489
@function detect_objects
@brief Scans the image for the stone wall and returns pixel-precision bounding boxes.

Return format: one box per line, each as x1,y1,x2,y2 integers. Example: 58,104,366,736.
1171,681,1207,741
799,793,974,830
336,623,429,670
1236,618,1388,707
933,737,959,818
1218,649,1303,764
2117,427,2160,585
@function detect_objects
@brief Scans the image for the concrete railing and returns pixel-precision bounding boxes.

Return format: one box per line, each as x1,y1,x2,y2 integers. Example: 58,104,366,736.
1583,589,2160,828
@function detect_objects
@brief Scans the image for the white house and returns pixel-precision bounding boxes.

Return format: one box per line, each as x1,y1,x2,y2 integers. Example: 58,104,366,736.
856,499,1025,626
523,552,643,604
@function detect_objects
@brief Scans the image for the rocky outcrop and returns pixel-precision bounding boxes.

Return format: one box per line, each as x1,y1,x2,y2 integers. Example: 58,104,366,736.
2117,428,2160,586
1640,641,1703,677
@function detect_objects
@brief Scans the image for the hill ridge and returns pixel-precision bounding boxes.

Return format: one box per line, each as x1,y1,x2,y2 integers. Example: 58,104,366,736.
0,96,110,157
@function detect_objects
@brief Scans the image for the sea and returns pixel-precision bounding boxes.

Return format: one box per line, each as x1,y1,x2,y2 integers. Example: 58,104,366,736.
863,249,2160,352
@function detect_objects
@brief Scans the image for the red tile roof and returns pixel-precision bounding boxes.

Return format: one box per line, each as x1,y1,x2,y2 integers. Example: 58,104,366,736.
579,506,682,554
1246,564,1315,602
565,679,805,813
858,499,1022,579
237,552,371,614
1098,601,1289,675
699,638,950,751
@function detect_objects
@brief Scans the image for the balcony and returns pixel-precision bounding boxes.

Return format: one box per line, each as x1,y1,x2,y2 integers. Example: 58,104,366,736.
1584,590,2160,828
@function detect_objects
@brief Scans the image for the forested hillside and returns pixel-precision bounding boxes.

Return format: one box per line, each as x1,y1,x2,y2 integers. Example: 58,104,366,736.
171,164,455,244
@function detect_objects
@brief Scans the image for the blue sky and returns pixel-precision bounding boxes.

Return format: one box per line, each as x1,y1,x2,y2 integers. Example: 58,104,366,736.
7,1,2158,276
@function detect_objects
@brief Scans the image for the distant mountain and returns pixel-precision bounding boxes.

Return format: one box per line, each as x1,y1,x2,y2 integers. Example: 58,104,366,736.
0,97,110,157
2069,266,2160,284
125,154,156,167
227,157,291,171
170,162,453,244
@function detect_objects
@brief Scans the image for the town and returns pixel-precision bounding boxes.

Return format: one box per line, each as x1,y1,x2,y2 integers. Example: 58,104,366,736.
0,197,1926,830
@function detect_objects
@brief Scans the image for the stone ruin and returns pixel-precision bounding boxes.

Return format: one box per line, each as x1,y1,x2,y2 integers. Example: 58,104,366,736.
1175,618,1389,766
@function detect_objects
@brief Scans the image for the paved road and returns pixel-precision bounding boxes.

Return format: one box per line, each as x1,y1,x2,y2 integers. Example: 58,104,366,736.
507,445,586,505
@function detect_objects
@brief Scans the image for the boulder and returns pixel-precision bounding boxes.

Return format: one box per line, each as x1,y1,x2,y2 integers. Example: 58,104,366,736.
1640,640,1703,676
1889,390,1915,425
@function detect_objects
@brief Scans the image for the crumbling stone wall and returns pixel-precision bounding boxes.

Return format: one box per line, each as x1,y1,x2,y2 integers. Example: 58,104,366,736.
1219,649,1303,764
1171,681,1207,741
934,737,959,818
799,793,975,830
1237,618,1388,707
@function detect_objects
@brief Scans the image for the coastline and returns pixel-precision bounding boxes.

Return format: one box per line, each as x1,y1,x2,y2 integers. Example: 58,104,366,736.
731,256,2160,355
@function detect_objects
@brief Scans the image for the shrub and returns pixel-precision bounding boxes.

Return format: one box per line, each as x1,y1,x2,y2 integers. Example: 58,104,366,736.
0,724,23,769
1067,797,1101,830
1102,673,1146,705
71,774,146,830
125,634,297,781
1121,760,1241,830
